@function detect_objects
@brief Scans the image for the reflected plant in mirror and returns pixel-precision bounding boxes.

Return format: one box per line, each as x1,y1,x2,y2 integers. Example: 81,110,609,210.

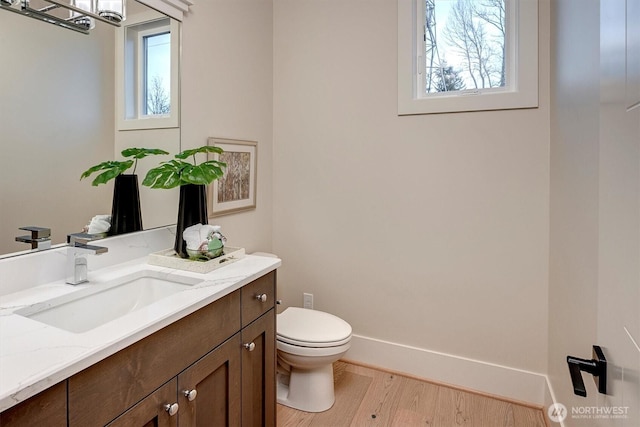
81,148,169,236
81,147,168,186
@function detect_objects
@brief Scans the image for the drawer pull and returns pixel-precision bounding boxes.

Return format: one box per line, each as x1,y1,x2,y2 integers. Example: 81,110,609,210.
244,342,256,352
183,389,198,401
256,293,268,303
164,403,179,416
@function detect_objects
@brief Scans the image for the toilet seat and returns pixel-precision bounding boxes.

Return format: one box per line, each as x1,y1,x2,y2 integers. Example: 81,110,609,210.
277,339,351,358
277,335,351,348
277,307,352,348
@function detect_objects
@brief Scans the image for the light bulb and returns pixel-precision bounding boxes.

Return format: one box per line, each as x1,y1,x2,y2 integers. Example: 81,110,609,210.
96,0,126,23
70,0,96,30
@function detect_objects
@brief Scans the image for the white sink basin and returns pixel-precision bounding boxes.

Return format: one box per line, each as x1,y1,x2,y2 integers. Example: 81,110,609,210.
17,270,202,333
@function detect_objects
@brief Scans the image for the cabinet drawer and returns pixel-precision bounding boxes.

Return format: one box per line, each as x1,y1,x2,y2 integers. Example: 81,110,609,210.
68,289,241,427
241,271,276,327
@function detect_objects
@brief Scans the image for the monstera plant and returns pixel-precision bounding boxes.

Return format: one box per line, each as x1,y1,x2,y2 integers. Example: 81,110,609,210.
143,145,227,258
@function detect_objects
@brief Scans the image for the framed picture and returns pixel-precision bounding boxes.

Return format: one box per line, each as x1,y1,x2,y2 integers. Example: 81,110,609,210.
207,137,257,217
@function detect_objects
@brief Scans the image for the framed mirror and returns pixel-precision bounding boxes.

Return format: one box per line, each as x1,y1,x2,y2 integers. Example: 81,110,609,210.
0,0,181,257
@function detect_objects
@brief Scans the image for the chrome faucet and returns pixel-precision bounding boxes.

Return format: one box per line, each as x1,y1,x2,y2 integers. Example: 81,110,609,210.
15,226,51,250
66,233,108,285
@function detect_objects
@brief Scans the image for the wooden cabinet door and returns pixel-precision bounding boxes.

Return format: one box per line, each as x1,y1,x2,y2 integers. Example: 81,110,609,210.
106,379,178,427
0,382,66,427
241,309,276,427
177,334,242,427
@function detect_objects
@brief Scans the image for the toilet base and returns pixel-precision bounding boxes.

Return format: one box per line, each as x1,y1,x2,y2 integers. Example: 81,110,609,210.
276,363,335,412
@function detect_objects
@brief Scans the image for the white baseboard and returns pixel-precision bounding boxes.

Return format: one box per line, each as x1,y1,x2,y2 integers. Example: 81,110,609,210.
344,334,548,407
544,377,566,426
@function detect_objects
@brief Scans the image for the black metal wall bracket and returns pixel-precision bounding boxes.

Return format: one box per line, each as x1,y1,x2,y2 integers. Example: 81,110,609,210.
567,345,607,397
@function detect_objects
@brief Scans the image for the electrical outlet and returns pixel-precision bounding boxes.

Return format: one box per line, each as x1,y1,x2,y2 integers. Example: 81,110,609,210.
303,293,313,309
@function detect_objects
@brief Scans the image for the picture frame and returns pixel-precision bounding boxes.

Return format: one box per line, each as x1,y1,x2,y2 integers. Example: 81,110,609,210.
207,137,257,217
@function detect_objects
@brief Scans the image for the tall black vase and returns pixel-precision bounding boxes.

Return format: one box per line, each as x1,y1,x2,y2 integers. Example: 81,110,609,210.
109,174,143,236
175,184,208,258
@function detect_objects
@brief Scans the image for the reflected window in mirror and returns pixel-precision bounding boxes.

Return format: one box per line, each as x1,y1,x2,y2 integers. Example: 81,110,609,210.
143,28,171,116
116,10,179,130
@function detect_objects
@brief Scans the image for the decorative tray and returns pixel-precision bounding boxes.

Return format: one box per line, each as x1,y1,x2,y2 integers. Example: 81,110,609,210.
147,246,245,273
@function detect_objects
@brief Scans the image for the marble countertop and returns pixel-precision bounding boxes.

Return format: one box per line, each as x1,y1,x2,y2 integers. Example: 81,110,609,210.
0,254,281,412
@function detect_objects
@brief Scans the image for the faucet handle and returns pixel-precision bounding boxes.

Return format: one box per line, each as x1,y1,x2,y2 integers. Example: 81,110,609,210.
19,226,51,239
16,226,51,250
67,232,101,246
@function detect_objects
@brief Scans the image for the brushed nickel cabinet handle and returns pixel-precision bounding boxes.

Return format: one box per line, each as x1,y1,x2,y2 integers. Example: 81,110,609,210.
182,389,197,401
164,403,179,416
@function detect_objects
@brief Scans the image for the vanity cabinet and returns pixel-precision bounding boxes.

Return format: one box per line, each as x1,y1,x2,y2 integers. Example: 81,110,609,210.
68,287,243,427
0,270,277,427
0,381,66,427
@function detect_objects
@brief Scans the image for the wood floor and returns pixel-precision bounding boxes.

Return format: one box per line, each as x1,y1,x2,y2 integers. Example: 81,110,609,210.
277,361,548,427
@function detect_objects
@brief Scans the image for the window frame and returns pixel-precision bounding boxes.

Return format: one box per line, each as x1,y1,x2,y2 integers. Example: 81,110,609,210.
397,0,538,115
116,10,180,130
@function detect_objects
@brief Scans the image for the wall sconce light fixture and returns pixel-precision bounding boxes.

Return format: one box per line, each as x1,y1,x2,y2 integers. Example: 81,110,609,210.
0,0,126,34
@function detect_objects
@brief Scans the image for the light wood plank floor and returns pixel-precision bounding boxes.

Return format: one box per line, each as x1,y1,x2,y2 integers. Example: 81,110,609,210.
277,361,548,427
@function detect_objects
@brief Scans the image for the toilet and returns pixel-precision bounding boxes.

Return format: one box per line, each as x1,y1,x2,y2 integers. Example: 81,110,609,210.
250,252,352,412
276,307,352,413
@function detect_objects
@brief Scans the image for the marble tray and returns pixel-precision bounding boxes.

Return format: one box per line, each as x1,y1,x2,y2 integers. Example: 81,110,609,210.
147,246,245,273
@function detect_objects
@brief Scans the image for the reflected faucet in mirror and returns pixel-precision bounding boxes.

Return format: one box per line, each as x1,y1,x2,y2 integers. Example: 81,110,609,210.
66,233,108,285
15,226,51,250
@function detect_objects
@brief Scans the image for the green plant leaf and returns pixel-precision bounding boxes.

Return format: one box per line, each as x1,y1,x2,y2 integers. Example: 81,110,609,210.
182,161,226,185
122,147,170,159
81,147,168,186
143,146,227,189
142,160,189,189
80,162,112,180
80,160,134,186
175,145,224,160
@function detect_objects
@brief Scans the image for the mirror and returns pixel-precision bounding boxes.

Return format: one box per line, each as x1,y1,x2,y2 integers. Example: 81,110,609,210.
0,0,180,257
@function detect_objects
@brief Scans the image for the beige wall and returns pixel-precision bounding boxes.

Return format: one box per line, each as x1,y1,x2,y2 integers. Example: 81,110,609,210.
273,0,551,373
180,0,274,253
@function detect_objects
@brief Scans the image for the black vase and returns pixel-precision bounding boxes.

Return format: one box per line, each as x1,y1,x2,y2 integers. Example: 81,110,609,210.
110,174,143,236
175,184,208,258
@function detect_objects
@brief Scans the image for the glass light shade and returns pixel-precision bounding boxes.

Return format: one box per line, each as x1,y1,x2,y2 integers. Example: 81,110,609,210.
96,0,126,23
70,0,96,30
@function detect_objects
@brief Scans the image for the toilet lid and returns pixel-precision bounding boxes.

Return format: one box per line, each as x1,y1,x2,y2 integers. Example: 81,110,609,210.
277,307,352,348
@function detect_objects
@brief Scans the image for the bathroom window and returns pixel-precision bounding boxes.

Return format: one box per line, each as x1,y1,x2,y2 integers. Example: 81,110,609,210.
116,12,180,130
397,0,538,115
